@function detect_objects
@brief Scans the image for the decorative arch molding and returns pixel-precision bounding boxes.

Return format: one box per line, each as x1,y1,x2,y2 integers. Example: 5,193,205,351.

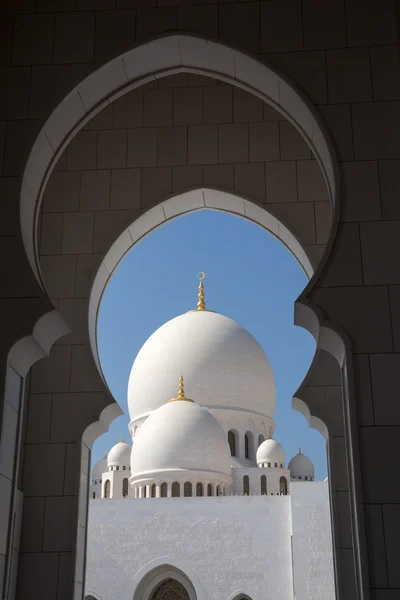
227,591,254,600
19,33,339,294
126,558,206,600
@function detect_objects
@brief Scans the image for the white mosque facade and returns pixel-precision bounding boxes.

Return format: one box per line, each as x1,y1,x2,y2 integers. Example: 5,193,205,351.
85,278,335,600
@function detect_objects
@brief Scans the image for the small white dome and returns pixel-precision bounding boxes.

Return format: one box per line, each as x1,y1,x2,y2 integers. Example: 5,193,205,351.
130,400,232,482
92,456,107,480
107,439,131,468
256,438,285,466
288,451,314,480
128,310,275,422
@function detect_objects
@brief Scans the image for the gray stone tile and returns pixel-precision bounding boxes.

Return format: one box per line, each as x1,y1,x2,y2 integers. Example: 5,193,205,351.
317,104,354,161
370,46,400,102
249,122,279,162
173,87,202,126
311,286,393,353
233,88,263,123
261,0,303,52
93,209,139,253
127,128,157,167
341,161,381,222
382,504,400,588
219,2,260,54
352,101,400,160
17,552,59,600
327,48,372,104
188,125,218,165
203,164,234,190
75,254,102,298
84,104,113,130
12,13,54,65
26,394,52,444
389,286,400,353
113,90,143,129
136,7,177,43
379,159,400,220
19,497,45,552
279,121,311,160
80,170,110,211
23,443,66,496
40,213,63,255
97,130,127,169
172,165,203,192
57,298,88,345
50,392,108,442
265,50,327,105
43,171,81,212
30,345,72,393
94,9,135,63
234,163,266,204
203,85,232,125
303,0,346,49
266,161,297,203
143,88,172,127
0,66,30,119
370,354,400,425
297,160,328,202
315,201,332,245
66,130,97,171
70,345,103,392
346,0,397,46
353,354,374,426
218,123,248,163
141,167,172,207
62,212,94,254
360,221,400,285
157,127,187,167
110,168,141,209
178,5,218,38
40,255,77,299
364,504,388,588
54,12,95,64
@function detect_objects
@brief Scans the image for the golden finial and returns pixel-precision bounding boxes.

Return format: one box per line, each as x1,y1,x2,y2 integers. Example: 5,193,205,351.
168,375,194,403
196,272,206,311
121,435,125,443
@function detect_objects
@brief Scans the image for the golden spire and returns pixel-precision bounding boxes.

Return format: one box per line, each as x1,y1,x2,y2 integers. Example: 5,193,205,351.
196,272,206,311
121,435,125,443
168,375,194,403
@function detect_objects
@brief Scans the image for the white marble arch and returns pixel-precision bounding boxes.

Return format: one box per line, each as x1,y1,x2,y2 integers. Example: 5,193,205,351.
123,558,207,600
19,33,339,296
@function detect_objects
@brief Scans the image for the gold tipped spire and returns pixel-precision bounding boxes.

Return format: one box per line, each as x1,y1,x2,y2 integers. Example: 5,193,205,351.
168,375,194,403
121,435,125,443
196,272,206,311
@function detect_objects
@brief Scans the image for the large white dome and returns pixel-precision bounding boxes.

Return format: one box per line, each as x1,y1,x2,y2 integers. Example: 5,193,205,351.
128,311,275,423
288,451,314,480
256,438,285,466
130,400,232,482
107,439,131,468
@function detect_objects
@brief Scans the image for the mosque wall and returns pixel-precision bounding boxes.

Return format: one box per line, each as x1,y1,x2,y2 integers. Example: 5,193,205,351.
290,481,335,600
85,496,293,600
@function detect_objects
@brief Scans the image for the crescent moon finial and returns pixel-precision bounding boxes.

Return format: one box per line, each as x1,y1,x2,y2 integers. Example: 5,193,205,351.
197,271,206,281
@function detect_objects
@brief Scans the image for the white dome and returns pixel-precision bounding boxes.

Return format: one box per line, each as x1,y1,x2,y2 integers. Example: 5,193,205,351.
92,456,107,480
130,400,232,482
128,311,275,422
288,451,314,479
256,438,285,466
107,439,131,468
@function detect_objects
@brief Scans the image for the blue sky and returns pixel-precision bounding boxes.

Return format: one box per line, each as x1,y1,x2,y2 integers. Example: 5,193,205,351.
95,209,327,479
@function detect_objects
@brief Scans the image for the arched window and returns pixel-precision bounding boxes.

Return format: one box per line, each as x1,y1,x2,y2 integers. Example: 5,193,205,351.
228,430,236,456
216,485,221,496
172,481,180,497
196,482,203,497
207,483,213,496
151,483,156,498
274,462,277,467
104,479,111,498
305,476,308,481
122,478,129,497
123,466,126,470
184,482,192,497
143,486,147,498
280,476,288,495
258,434,265,446
268,462,271,467
243,475,249,495
161,482,168,497
92,492,95,499
150,578,190,600
245,431,254,460
261,475,267,495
